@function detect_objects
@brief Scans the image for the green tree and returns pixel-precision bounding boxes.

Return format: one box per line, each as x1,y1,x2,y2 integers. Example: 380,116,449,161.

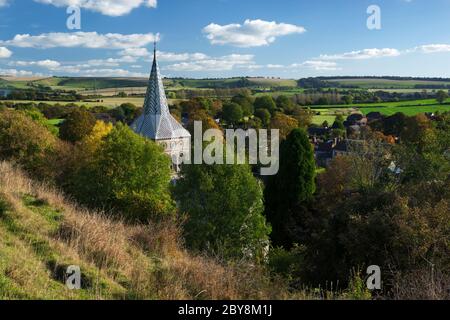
231,94,254,117
67,123,174,221
0,109,60,180
292,106,313,128
342,95,354,105
60,108,96,143
276,95,295,114
254,108,271,127
174,161,271,261
436,90,449,104
222,102,243,125
264,128,316,247
254,95,277,114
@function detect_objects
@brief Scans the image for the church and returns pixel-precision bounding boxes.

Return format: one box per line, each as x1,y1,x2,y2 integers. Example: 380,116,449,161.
131,45,191,172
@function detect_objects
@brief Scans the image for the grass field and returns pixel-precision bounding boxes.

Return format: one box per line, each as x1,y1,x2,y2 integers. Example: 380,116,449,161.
328,78,450,89
8,97,153,108
360,105,450,116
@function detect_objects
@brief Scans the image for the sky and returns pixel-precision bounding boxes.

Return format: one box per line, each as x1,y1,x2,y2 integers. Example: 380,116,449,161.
0,0,450,79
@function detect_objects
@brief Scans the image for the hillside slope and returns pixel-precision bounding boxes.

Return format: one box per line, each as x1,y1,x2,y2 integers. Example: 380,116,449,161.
0,162,285,300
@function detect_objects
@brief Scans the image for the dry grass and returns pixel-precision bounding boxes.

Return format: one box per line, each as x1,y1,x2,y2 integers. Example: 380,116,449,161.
0,161,287,300
391,269,450,300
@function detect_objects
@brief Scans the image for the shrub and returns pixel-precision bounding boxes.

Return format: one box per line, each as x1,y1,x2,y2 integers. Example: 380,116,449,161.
174,160,271,261
0,109,59,180
59,108,96,143
66,123,174,221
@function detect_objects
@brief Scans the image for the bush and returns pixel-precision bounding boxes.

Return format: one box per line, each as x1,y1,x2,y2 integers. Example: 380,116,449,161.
59,108,96,143
0,109,59,180
174,161,271,261
66,123,175,221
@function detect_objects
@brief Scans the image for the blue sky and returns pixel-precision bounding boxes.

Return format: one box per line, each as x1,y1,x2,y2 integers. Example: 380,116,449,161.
0,0,450,78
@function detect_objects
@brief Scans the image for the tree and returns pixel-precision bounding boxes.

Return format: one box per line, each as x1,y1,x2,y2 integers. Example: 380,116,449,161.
174,161,271,261
186,108,221,135
59,108,96,143
231,94,254,117
66,123,174,221
276,95,295,114
254,108,271,127
264,128,316,247
436,90,448,104
222,102,243,125
0,109,60,180
292,106,313,128
342,95,354,105
254,95,277,114
270,112,299,140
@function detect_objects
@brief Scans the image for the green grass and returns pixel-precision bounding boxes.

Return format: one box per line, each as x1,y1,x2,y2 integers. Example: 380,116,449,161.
328,78,450,89
360,104,450,116
312,115,336,126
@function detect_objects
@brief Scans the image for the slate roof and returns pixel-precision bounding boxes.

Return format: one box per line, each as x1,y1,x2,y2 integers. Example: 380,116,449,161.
131,47,191,140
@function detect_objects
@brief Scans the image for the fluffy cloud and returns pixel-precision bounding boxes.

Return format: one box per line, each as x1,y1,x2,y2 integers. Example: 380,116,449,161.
165,54,255,71
10,59,61,69
203,19,306,47
0,0,9,7
1,32,158,49
34,0,157,17
412,44,450,54
292,60,340,71
0,69,35,77
318,48,401,60
0,47,12,58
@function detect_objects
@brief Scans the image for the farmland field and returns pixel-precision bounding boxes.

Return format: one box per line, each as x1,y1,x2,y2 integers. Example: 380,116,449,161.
360,104,450,116
327,78,450,89
8,97,150,108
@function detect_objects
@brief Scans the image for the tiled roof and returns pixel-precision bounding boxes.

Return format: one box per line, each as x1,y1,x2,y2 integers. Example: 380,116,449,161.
131,49,191,140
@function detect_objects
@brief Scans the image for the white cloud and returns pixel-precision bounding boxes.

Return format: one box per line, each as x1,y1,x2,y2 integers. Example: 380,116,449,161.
10,59,61,69
119,47,151,57
0,68,35,77
266,64,284,69
292,60,340,71
0,0,9,7
1,32,158,49
203,19,306,47
34,0,157,17
0,46,12,58
165,54,255,72
318,48,401,60
412,44,450,54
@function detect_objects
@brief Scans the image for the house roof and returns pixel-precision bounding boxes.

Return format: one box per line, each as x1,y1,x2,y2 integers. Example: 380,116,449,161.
131,46,191,140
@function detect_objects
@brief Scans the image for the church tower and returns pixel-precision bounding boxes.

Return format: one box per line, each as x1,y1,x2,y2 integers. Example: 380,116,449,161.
131,43,191,171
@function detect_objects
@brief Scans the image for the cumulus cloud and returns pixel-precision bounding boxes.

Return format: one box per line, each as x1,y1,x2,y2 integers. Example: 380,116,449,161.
165,54,255,72
318,48,401,60
0,68,35,77
292,60,340,71
0,47,12,58
203,19,306,47
10,59,61,69
412,44,450,54
34,0,157,17
1,32,158,49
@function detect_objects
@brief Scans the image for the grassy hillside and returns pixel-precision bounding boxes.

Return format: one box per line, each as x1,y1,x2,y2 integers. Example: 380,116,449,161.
0,162,290,300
